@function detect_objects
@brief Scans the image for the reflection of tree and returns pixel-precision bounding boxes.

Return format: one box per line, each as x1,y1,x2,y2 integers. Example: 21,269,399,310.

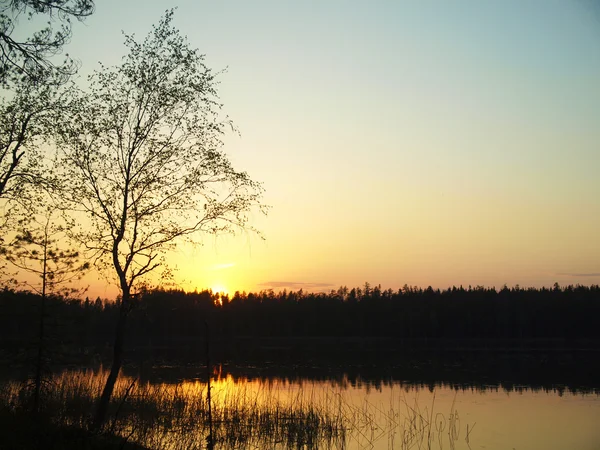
1,283,600,392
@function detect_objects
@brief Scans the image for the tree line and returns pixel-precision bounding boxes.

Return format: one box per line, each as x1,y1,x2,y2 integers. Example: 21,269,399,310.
2,283,599,347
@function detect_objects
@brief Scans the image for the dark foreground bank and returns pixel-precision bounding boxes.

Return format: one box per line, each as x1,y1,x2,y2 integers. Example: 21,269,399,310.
0,409,149,450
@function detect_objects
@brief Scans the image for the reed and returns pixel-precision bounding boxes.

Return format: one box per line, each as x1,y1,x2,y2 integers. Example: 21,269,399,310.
0,368,472,450
0,368,347,449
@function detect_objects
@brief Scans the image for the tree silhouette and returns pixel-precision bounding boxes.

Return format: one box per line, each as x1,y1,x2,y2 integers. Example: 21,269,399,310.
0,76,65,208
0,0,94,85
55,10,265,429
0,205,88,412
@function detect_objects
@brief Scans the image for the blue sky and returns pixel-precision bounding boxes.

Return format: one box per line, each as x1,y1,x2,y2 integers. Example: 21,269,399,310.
28,0,600,295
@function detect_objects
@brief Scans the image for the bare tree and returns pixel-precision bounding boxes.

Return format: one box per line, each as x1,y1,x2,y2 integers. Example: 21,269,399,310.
0,0,94,85
55,10,266,429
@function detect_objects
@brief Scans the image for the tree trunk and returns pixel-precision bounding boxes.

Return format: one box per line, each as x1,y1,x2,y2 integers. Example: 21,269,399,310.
34,232,48,414
33,292,45,413
92,301,128,430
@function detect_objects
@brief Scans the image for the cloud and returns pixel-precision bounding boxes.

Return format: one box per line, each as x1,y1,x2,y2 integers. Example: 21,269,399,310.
557,272,600,277
258,281,335,291
210,263,235,270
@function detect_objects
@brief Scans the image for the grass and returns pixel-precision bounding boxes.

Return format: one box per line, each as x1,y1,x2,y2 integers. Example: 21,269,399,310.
0,368,347,449
0,368,473,450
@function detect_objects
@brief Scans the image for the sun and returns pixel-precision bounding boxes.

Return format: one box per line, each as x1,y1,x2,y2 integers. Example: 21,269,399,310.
211,284,229,296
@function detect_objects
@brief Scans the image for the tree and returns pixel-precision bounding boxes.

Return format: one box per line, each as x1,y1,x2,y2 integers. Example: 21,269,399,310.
0,0,94,227
2,205,88,299
0,0,94,85
1,204,88,412
0,76,63,205
0,76,68,280
55,10,266,429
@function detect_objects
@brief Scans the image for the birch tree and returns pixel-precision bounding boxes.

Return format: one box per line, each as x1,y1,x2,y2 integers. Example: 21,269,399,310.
0,77,61,204
55,10,266,428
0,0,94,85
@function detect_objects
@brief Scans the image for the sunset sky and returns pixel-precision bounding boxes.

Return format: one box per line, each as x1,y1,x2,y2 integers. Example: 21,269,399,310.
51,1,600,297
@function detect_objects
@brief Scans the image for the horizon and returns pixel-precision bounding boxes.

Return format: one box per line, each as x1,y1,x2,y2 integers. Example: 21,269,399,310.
13,280,600,302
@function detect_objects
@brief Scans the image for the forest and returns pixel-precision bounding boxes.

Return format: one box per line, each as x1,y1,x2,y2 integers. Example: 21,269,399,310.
2,283,599,350
3,283,600,446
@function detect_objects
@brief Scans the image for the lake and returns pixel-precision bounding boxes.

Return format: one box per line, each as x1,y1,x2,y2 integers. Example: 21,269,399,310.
2,363,599,450
189,372,599,450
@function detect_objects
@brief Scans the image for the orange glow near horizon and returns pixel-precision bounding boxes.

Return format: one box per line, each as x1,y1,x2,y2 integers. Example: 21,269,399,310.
33,1,600,301
210,284,229,296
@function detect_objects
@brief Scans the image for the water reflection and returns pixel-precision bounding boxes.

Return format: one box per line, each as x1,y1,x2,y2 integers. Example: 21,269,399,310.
1,366,599,450
132,361,600,396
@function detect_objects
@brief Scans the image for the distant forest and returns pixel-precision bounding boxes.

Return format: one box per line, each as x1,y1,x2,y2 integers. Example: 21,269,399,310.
1,283,599,348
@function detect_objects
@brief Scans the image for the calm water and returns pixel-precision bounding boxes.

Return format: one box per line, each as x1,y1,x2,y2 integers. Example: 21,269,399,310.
3,366,600,449
205,374,600,450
